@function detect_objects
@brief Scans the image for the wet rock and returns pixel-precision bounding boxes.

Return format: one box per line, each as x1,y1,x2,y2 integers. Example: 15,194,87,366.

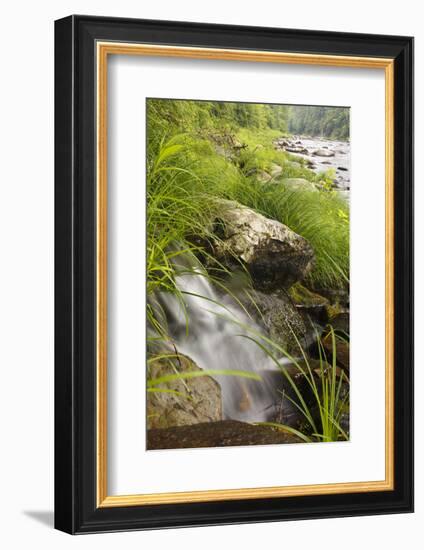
273,138,289,148
240,289,308,355
321,333,350,372
210,200,315,290
266,360,345,430
147,352,222,429
147,420,302,449
289,282,330,325
314,287,349,309
285,146,308,154
329,311,350,335
312,149,335,157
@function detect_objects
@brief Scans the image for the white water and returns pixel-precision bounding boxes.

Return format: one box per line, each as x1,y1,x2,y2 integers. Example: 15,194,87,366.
287,136,350,185
281,136,351,201
156,267,289,422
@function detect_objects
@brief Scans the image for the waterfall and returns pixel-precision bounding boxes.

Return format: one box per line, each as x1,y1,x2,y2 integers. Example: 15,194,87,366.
154,263,290,423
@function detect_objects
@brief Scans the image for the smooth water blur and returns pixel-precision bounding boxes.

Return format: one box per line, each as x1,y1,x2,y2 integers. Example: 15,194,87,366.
157,267,290,422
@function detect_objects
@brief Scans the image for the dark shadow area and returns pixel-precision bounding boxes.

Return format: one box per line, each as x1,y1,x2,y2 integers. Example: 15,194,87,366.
23,510,54,528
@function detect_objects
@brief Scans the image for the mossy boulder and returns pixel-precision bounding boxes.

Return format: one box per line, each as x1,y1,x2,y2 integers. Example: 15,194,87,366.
289,282,329,307
289,282,329,324
147,352,222,429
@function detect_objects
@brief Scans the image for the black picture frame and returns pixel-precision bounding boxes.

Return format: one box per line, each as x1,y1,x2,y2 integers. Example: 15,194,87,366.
55,14,414,534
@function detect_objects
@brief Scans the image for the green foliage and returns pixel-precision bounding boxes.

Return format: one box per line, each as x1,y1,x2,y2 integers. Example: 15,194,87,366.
147,98,349,308
236,127,285,148
212,174,349,288
147,98,288,143
146,99,350,434
147,139,349,292
254,326,349,443
147,365,262,388
288,105,350,140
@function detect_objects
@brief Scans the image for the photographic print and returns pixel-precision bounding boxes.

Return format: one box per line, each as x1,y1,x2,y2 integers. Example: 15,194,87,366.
146,99,350,450
55,17,413,532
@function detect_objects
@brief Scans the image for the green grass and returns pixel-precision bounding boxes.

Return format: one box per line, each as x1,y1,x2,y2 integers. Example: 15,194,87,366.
244,182,349,289
248,325,349,443
147,292,350,443
199,311,349,442
146,100,350,437
236,127,284,148
147,132,349,297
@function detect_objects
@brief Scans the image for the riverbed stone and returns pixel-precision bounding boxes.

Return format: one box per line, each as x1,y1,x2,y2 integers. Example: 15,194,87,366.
147,352,222,429
209,200,315,290
313,148,335,157
285,145,308,154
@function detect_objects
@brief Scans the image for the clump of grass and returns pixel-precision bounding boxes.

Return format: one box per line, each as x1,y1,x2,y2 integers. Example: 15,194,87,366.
148,133,349,294
146,134,253,345
236,127,287,148
203,310,349,443
237,146,286,175
253,183,349,289
146,101,350,431
246,325,349,443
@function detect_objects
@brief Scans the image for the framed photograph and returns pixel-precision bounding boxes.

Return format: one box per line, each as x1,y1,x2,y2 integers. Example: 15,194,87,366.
54,15,414,534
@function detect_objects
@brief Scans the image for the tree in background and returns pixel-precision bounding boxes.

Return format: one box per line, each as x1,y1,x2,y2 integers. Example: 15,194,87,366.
288,105,349,140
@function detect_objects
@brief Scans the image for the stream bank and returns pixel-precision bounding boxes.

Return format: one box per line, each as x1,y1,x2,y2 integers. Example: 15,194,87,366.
146,114,350,448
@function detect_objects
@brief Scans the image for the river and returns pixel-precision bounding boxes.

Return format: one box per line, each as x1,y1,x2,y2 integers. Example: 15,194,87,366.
276,135,350,198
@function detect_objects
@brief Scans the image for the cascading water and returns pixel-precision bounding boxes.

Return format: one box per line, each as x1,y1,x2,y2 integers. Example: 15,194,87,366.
154,262,291,423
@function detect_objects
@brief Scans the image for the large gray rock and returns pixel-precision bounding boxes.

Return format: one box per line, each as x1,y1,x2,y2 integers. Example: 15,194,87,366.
210,200,314,289
147,352,222,429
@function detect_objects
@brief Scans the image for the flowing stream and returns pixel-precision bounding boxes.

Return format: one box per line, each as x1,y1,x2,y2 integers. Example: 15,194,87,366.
156,266,291,423
278,135,351,200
